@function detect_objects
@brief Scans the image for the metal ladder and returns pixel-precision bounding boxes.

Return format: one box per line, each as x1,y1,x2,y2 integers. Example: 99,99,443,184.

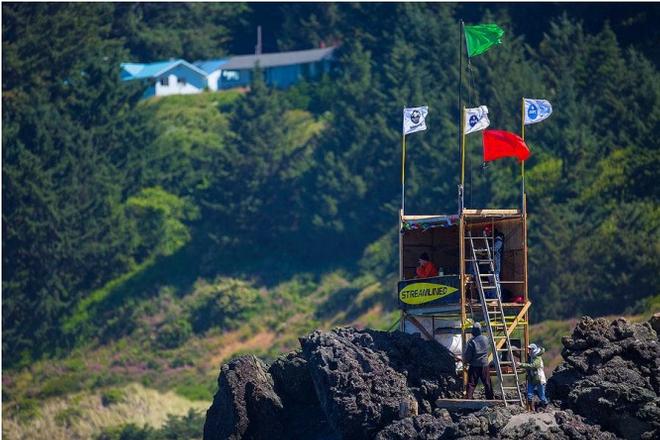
467,230,524,407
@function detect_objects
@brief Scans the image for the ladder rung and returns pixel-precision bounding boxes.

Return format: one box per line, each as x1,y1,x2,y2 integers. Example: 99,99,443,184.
502,387,520,390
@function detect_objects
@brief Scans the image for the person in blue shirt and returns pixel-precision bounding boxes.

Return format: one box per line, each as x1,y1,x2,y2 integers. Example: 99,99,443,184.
469,225,504,299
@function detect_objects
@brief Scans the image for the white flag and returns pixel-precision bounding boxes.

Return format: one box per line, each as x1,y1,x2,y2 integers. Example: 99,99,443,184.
524,98,552,125
464,105,490,134
403,106,428,135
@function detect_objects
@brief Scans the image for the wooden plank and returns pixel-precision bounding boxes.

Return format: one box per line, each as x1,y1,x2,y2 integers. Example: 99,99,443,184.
459,216,467,390
399,209,404,280
463,209,521,216
495,301,531,352
523,196,530,363
468,302,528,308
406,315,434,340
435,398,505,410
402,214,455,221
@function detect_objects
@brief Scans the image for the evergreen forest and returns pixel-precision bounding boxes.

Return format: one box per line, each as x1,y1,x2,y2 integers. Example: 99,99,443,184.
3,1,659,382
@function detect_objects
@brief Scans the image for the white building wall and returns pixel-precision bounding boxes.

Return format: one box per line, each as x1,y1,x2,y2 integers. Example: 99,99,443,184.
207,70,221,91
154,74,203,97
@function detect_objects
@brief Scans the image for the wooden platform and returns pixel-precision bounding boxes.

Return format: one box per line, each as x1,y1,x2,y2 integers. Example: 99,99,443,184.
462,209,521,216
435,398,507,410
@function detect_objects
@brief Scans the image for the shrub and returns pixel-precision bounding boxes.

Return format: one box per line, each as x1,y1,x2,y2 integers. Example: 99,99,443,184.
186,278,263,334
39,374,82,397
169,354,194,369
95,410,204,440
54,405,82,428
101,388,126,407
156,317,192,349
158,409,205,440
96,424,154,440
11,398,41,423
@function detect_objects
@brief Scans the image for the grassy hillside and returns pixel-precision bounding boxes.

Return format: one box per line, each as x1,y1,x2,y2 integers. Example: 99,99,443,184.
2,268,400,438
2,383,207,440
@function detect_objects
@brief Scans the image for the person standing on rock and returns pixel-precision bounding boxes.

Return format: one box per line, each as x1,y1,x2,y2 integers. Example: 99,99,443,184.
463,322,494,400
518,343,548,411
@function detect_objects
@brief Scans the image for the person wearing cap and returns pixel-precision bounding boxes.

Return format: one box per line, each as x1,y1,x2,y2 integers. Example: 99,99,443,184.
483,225,504,279
518,343,548,411
463,322,494,400
416,252,439,278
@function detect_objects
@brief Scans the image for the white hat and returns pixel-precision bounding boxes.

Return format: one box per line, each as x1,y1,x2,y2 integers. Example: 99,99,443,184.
527,343,542,357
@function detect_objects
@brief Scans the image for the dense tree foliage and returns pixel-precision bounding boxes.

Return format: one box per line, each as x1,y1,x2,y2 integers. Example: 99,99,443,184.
3,3,659,367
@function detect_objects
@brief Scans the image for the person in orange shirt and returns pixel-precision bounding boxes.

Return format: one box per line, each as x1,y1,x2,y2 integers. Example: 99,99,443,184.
416,252,439,278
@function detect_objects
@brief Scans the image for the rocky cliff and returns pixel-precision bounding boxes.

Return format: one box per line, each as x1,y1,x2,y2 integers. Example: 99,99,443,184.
204,318,659,439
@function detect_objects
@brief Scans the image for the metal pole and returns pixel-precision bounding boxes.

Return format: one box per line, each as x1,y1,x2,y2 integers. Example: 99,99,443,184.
457,19,464,214
460,106,467,197
401,134,407,214
521,97,526,211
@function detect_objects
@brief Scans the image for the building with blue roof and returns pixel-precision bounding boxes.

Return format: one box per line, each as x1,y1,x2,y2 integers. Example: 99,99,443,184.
199,46,336,90
121,46,336,98
120,59,209,98
193,59,228,92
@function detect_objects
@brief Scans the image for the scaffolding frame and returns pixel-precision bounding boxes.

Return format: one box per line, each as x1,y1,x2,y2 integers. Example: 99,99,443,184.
398,197,530,408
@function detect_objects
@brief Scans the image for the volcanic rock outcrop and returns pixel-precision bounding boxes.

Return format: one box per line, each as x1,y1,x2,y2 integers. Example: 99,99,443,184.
375,406,618,440
204,327,461,439
547,316,660,439
203,323,636,439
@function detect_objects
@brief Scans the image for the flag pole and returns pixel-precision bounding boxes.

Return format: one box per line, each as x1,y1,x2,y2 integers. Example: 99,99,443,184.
521,97,526,212
401,133,407,214
460,107,466,208
457,19,464,214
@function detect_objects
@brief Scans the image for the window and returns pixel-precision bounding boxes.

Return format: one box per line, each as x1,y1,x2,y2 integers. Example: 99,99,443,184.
177,76,187,86
160,77,169,86
221,70,240,81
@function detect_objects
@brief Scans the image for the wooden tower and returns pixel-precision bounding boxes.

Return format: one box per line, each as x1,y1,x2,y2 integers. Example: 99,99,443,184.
397,200,531,407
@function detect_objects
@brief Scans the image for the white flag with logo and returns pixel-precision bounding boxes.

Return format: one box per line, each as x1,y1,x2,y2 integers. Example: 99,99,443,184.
524,98,552,125
403,106,428,135
464,105,490,134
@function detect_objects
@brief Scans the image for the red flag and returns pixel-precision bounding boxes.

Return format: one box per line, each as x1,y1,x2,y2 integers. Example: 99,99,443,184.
483,129,531,162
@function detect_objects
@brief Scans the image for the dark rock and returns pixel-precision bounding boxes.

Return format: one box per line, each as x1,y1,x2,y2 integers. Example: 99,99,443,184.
300,327,416,439
203,355,284,440
445,406,523,438
548,316,660,439
650,313,660,336
374,414,453,440
269,350,316,406
498,408,620,440
203,324,632,440
269,351,338,440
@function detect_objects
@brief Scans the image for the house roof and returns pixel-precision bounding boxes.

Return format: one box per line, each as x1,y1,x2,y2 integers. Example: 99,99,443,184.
121,59,207,80
219,46,336,71
194,59,228,74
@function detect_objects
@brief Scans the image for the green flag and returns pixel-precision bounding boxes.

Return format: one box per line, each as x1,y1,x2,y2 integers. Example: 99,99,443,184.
464,24,504,57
